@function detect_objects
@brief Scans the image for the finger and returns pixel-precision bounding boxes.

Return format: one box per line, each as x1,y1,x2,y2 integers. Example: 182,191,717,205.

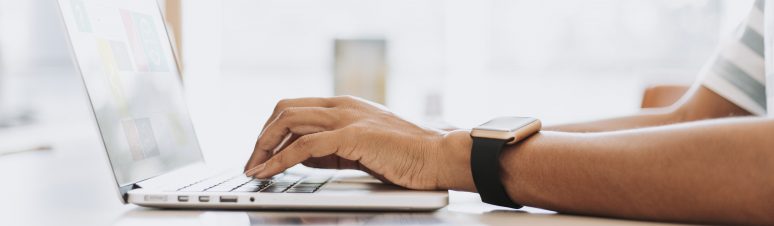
244,107,336,171
250,131,340,178
245,107,331,172
244,133,296,173
260,97,336,134
275,134,300,154
245,142,267,172
260,107,337,154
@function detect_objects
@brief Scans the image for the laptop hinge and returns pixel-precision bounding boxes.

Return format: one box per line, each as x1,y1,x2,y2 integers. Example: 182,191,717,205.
120,183,143,203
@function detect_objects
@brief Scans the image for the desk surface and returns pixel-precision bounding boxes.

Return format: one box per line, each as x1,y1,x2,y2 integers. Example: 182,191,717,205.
0,123,687,226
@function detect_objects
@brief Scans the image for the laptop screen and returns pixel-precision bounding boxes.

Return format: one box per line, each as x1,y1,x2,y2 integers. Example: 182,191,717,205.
59,0,203,186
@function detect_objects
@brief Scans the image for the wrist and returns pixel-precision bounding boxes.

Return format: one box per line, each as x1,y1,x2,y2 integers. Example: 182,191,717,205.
437,130,477,192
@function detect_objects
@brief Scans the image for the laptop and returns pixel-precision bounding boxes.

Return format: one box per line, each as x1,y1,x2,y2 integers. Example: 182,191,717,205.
57,0,448,210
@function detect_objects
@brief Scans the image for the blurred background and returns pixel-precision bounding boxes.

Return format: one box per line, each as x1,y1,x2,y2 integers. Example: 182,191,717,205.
0,0,756,167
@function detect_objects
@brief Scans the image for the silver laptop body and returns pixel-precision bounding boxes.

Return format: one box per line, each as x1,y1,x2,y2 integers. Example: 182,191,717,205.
57,0,447,210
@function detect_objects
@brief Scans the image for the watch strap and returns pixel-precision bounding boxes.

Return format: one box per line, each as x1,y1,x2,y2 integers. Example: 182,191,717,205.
470,137,523,209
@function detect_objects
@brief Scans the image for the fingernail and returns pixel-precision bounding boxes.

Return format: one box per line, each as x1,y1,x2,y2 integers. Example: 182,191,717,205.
246,163,265,177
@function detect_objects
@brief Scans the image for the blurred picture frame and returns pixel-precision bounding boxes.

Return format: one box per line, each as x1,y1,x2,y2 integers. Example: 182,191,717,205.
333,38,388,104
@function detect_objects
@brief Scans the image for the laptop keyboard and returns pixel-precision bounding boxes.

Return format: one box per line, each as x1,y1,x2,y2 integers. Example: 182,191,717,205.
176,174,330,193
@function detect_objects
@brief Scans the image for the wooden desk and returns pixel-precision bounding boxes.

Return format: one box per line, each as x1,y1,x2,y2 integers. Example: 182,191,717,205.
0,123,686,226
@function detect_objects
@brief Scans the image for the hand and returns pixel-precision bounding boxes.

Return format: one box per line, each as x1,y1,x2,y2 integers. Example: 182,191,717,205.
244,96,475,191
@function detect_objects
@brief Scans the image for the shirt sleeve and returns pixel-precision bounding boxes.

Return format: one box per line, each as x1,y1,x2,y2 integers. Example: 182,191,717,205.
701,0,768,116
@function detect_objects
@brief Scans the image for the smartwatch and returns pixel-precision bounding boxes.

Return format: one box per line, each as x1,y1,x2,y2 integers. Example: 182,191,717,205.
470,116,541,208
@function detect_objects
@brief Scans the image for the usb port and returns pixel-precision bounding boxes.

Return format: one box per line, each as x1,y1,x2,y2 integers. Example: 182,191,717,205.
198,196,210,202
220,196,238,203
177,196,189,202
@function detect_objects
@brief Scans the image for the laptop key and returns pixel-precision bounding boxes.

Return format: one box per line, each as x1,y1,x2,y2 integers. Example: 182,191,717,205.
180,173,303,193
233,183,269,192
244,181,270,186
266,184,290,189
300,177,330,184
286,190,315,193
206,186,236,192
274,176,303,183
232,187,261,192
261,184,292,192
240,184,269,188
286,187,316,193
291,184,321,189
269,183,295,188
261,187,288,193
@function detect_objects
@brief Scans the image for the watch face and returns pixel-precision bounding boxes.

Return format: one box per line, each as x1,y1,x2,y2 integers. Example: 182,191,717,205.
477,117,537,132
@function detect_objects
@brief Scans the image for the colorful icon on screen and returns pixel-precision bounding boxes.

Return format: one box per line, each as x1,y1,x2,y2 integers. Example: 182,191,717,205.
70,0,92,32
122,117,161,161
121,10,169,72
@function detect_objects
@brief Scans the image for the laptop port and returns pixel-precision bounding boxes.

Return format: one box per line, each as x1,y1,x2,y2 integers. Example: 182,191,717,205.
144,195,167,202
220,196,238,203
198,196,210,202
177,196,189,202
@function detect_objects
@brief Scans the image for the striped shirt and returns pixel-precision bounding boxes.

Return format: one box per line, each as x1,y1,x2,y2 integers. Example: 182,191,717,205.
702,0,769,116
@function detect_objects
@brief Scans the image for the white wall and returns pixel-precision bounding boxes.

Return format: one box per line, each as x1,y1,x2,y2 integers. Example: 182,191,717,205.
0,0,754,167
176,0,756,167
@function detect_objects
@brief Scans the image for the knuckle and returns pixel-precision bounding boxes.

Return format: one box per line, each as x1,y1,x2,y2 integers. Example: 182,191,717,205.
257,131,284,151
341,95,356,100
257,139,275,151
276,108,300,122
278,108,295,118
276,98,292,107
318,108,339,123
348,125,369,136
294,136,315,149
272,153,286,166
334,129,355,148
295,135,329,158
345,123,369,134
337,126,355,137
274,100,288,111
275,98,298,112
333,95,356,103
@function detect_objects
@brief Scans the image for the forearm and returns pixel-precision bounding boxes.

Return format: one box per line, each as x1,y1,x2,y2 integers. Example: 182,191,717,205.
545,107,681,132
501,117,774,225
546,86,752,133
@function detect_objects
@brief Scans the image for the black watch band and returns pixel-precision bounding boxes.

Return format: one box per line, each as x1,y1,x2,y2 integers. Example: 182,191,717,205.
470,137,523,209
